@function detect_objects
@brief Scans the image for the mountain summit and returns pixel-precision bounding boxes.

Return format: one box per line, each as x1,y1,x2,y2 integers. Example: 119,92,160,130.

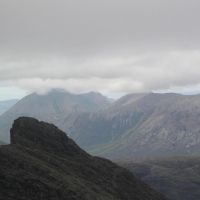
0,117,165,200
10,117,87,156
0,90,110,142
70,93,200,159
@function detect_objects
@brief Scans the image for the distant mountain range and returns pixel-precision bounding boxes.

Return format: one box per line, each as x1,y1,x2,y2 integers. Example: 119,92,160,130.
0,117,166,200
0,99,18,115
122,156,200,200
1,91,200,160
70,93,200,159
0,90,110,142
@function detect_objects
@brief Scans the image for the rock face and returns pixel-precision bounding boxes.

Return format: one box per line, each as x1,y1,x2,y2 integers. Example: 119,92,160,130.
0,117,166,200
69,93,200,159
10,117,87,157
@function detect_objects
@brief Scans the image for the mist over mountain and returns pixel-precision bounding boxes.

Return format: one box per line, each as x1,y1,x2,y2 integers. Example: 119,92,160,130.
0,140,5,145
0,90,110,143
0,99,18,115
0,117,166,200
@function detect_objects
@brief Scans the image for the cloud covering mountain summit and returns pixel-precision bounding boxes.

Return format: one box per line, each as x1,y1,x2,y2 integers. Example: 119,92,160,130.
1,0,200,96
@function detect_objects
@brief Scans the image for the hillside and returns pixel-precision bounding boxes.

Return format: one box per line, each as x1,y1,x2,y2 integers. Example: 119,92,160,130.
0,117,166,200
122,157,200,200
0,90,110,143
70,93,200,159
0,99,18,115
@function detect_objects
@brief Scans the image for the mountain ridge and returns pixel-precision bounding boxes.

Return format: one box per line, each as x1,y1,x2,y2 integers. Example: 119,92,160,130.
0,99,18,115
0,117,166,200
0,90,110,142
69,92,200,159
2,91,200,160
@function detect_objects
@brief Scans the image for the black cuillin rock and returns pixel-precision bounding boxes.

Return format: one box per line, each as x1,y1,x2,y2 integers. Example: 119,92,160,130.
0,117,166,200
10,117,86,156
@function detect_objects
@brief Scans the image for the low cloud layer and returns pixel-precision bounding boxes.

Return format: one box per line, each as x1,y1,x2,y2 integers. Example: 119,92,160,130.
1,50,200,95
1,0,200,96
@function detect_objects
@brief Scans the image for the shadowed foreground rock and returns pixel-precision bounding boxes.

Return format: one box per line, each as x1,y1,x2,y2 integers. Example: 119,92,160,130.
0,117,166,200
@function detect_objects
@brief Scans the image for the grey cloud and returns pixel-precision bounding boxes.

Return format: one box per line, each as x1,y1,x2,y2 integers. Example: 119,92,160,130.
1,51,200,94
1,0,200,95
1,0,200,55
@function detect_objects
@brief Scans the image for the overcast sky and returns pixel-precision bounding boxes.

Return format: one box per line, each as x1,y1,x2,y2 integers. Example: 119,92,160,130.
1,0,200,100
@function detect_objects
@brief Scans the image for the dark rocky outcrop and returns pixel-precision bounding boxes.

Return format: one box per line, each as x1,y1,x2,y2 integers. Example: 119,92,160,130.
0,117,166,200
10,117,87,157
